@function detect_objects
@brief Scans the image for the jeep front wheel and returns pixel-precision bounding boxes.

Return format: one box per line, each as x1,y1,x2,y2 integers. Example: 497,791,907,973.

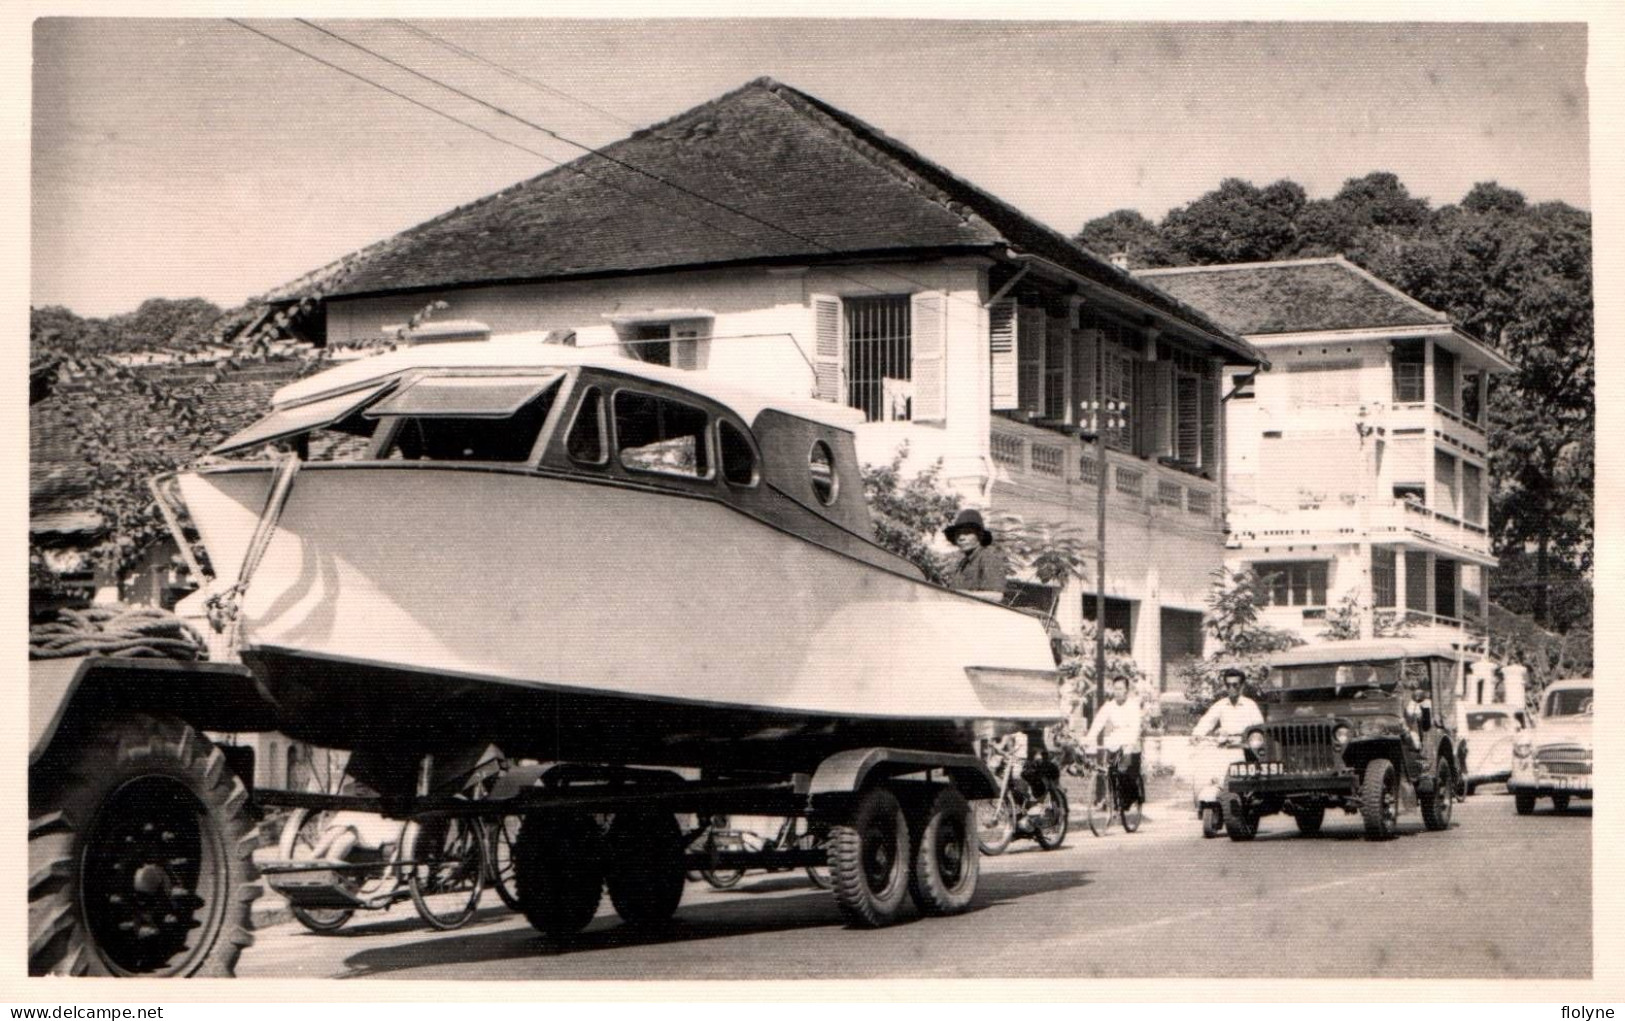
1361,759,1399,841
29,714,260,976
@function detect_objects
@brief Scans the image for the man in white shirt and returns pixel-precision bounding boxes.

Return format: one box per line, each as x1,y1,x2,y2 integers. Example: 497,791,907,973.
1085,675,1146,807
1190,668,1265,743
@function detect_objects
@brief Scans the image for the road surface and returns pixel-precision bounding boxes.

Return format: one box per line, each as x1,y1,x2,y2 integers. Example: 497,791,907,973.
238,794,1590,980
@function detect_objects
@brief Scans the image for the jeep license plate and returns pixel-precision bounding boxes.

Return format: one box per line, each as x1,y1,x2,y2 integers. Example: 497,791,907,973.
1229,762,1283,777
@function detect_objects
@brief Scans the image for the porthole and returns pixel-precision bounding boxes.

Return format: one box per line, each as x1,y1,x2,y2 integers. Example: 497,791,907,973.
809,440,838,506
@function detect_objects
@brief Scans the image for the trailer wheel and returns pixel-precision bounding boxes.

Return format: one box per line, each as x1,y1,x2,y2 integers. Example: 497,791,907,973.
828,786,911,928
907,786,978,917
29,713,259,977
605,810,685,926
513,811,604,938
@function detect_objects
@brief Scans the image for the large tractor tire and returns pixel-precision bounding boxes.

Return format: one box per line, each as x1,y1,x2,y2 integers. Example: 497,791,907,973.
828,786,912,928
29,713,260,977
604,809,686,927
513,811,605,938
907,786,978,917
1361,759,1400,841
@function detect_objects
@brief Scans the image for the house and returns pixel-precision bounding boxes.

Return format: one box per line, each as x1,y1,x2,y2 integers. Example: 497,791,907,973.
1136,256,1512,645
268,77,1269,686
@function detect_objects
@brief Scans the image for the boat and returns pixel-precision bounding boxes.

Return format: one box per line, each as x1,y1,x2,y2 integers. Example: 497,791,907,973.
165,334,1062,787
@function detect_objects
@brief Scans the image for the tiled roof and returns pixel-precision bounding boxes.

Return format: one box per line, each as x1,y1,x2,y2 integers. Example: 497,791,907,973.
1135,257,1450,336
30,361,301,530
294,78,1247,355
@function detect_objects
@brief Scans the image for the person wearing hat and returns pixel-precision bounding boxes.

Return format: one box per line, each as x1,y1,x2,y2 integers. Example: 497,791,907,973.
943,508,1009,600
1190,668,1264,744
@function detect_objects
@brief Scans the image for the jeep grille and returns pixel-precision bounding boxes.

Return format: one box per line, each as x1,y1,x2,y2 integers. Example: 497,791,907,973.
1263,721,1341,774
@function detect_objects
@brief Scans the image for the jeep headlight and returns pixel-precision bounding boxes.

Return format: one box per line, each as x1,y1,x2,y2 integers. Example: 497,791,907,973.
1245,729,1268,754
1333,725,1353,748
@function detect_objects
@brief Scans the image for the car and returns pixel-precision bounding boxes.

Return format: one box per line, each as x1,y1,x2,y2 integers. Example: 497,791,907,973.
1508,677,1592,815
1218,639,1465,841
1458,704,1531,794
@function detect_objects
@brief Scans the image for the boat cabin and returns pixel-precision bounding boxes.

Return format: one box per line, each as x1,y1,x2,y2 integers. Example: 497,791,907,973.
210,339,916,577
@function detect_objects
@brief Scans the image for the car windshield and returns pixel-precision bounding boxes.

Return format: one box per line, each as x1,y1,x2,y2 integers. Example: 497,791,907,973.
1546,688,1594,717
1264,660,1404,696
1467,712,1517,732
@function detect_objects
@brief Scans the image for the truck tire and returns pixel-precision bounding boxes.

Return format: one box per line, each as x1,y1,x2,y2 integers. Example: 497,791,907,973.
829,786,911,928
1514,791,1537,815
513,811,604,938
1293,806,1325,836
604,809,685,926
907,786,978,917
1420,761,1455,831
29,713,259,977
1552,795,1571,814
1361,759,1399,840
1224,805,1257,841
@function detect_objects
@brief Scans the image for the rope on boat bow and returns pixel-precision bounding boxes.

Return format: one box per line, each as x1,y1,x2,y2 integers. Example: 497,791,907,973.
205,451,302,645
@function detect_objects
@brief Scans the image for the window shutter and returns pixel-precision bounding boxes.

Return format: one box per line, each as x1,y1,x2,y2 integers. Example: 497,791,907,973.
1200,365,1219,469
1176,371,1201,462
1138,360,1173,458
1075,327,1100,420
911,291,947,423
811,295,843,403
989,300,1017,410
1017,304,1045,415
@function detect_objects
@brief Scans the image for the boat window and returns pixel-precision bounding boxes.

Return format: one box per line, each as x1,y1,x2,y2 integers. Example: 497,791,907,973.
614,390,711,479
566,387,607,465
809,440,838,505
378,382,559,462
718,420,758,487
211,381,394,456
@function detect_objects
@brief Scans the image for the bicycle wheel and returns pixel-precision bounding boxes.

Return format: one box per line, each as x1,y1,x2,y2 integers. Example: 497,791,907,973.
1086,770,1115,836
974,795,1015,855
1033,780,1069,850
281,810,356,933
793,818,833,889
1120,769,1144,833
488,815,522,912
409,817,485,930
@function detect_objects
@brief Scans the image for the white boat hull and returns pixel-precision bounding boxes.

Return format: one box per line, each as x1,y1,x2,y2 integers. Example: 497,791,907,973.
176,464,1061,765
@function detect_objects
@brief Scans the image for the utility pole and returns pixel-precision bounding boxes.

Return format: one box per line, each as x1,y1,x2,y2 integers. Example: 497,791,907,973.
1094,328,1108,710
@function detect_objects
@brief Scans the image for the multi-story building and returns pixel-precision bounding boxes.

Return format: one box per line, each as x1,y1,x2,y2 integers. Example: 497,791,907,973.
268,78,1268,684
1138,256,1512,645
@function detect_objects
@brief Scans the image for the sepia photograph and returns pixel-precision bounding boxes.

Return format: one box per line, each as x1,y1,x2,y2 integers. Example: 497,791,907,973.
20,9,1603,992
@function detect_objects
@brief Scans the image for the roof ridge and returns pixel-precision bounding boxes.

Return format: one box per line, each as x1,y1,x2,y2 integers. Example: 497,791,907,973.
1135,256,1345,276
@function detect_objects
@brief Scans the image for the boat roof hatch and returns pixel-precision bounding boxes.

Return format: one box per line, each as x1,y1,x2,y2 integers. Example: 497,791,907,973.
364,372,565,419
211,380,395,456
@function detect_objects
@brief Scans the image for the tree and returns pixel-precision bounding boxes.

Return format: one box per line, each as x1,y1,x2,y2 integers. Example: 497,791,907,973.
1159,178,1305,265
1175,568,1304,709
1073,209,1174,268
859,444,963,585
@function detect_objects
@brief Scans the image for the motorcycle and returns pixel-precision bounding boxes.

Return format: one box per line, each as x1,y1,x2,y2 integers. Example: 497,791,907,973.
1189,734,1243,839
974,736,1069,855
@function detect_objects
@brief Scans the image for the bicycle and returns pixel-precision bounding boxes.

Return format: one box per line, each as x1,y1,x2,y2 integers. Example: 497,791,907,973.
1079,747,1144,837
271,762,493,933
973,735,1068,855
687,814,832,890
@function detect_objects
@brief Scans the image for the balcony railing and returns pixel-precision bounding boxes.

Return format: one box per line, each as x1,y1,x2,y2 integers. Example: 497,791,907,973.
1230,497,1491,555
1387,401,1488,458
988,417,1219,524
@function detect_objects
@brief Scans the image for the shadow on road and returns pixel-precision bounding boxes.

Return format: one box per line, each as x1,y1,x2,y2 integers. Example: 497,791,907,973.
332,865,1093,978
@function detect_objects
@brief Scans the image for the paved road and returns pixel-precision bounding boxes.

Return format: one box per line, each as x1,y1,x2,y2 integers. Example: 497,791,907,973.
238,794,1590,981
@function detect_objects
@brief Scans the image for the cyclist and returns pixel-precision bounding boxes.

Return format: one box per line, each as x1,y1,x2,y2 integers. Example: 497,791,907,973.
1189,668,1264,744
1084,674,1146,809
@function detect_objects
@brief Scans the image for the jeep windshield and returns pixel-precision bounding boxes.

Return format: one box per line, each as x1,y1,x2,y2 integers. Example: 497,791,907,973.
1261,660,1427,700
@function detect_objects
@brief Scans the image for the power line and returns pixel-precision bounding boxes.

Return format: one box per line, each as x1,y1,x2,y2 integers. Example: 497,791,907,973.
288,18,1021,337
389,20,636,130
